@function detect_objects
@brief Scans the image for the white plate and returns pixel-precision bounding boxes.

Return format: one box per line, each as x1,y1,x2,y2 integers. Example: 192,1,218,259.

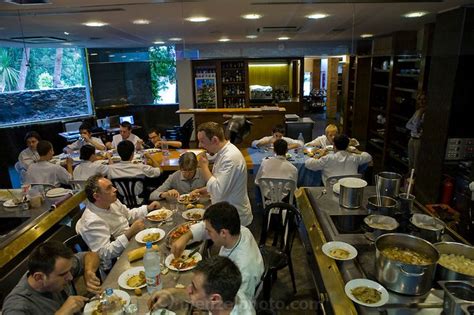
135,228,166,244
3,199,19,208
146,209,173,222
83,289,131,315
177,194,198,204
344,278,389,307
165,250,202,271
118,266,146,290
145,148,161,154
182,209,205,221
146,309,176,315
46,188,71,198
333,183,341,195
322,241,358,260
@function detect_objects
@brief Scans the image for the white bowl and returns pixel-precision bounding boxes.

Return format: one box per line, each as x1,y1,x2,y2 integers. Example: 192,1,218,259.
344,278,389,307
322,241,358,260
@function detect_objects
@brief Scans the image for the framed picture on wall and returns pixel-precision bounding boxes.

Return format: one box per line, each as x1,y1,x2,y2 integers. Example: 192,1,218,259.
195,77,217,108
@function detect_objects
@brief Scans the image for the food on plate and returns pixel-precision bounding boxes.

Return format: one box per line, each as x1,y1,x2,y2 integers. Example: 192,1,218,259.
147,211,169,221
142,233,161,243
329,248,350,259
126,271,146,287
186,203,195,209
134,288,142,296
179,194,197,204
438,254,474,276
168,224,192,244
170,255,199,270
381,247,433,265
186,211,203,220
351,286,382,304
195,204,205,209
127,245,159,262
91,295,126,315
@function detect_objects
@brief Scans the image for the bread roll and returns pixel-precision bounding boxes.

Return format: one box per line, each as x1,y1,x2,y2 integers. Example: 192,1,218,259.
127,244,159,262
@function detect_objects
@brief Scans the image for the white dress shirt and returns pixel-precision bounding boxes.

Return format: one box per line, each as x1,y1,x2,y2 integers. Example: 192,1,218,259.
73,160,109,180
207,142,253,226
18,148,39,170
190,222,264,301
255,155,298,199
306,135,331,148
108,161,161,179
111,133,142,149
305,150,372,184
67,136,105,151
24,160,72,187
251,136,303,149
75,200,148,270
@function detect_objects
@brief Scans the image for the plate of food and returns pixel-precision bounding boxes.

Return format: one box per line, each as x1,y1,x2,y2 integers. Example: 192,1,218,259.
177,194,198,204
322,241,358,260
186,203,205,210
83,289,130,315
3,199,20,208
165,250,202,271
146,209,173,222
166,222,199,248
344,278,389,307
144,148,161,154
135,228,166,244
118,266,146,290
46,188,72,198
182,209,205,221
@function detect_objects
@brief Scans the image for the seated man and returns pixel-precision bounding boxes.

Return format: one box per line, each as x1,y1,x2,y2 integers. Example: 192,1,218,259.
251,124,303,150
255,139,298,201
64,123,105,153
305,134,372,185
3,240,101,315
148,256,255,315
306,123,359,153
17,131,41,171
107,121,143,150
73,144,111,181
108,140,161,179
25,140,73,187
149,152,207,200
172,202,264,301
76,174,160,270
146,128,182,149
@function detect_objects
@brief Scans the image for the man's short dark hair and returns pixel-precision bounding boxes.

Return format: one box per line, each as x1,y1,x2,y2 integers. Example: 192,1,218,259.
120,121,132,130
24,131,41,143
117,140,135,160
194,256,242,305
28,241,74,276
79,123,92,133
272,124,285,135
197,122,225,141
147,128,160,136
334,134,350,151
274,139,288,156
80,144,95,161
203,202,240,235
85,174,104,202
36,140,53,156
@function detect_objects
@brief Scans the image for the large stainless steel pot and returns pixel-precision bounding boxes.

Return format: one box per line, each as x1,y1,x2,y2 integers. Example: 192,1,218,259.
434,242,474,281
375,233,439,295
376,172,402,197
338,178,367,209
439,281,474,315
410,213,446,243
363,215,399,240
367,195,398,217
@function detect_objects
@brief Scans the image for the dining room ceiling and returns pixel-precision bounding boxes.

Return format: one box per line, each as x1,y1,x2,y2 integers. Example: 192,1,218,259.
0,0,472,47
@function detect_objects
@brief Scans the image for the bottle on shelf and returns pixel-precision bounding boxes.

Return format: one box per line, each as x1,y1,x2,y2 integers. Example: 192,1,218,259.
143,242,162,293
297,133,305,158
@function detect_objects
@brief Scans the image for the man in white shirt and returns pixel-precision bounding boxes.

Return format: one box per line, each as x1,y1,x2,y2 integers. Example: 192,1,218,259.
107,121,143,150
171,202,264,301
108,140,161,179
146,128,182,149
75,174,160,270
148,256,255,315
305,134,372,185
305,123,338,149
17,131,41,171
64,123,105,153
25,140,73,187
191,122,253,226
251,124,303,150
255,139,298,201
73,144,110,181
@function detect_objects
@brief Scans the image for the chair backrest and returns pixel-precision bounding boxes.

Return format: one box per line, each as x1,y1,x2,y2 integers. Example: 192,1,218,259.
179,117,193,148
64,234,90,253
69,179,86,191
259,202,301,254
325,174,362,187
257,177,296,205
111,177,146,208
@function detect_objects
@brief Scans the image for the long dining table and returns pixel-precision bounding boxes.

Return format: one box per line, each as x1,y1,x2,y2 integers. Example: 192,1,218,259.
100,199,208,315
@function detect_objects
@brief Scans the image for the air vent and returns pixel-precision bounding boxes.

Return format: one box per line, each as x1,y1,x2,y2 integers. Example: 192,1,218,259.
4,0,50,4
258,26,301,33
10,36,66,44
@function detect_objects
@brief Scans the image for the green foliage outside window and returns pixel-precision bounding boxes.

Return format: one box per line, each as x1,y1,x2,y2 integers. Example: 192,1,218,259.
149,46,176,102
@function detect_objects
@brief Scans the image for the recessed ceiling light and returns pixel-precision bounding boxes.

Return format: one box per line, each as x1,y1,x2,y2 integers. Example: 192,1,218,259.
133,19,150,25
306,13,329,19
154,41,165,45
278,36,290,41
82,21,108,27
360,34,373,38
246,35,258,39
403,11,428,18
242,13,262,20
109,54,115,57
218,38,231,42
186,16,210,22
63,31,70,35
169,37,182,41
62,42,72,46
89,52,98,56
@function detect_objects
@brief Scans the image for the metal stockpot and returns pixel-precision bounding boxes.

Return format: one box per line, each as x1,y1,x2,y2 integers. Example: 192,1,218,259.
439,281,474,315
363,215,399,239
338,178,367,209
434,242,474,281
376,172,402,197
367,195,398,217
375,233,439,295
410,214,446,243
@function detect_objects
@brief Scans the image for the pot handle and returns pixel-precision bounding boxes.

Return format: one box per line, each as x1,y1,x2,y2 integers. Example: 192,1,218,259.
399,265,426,277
